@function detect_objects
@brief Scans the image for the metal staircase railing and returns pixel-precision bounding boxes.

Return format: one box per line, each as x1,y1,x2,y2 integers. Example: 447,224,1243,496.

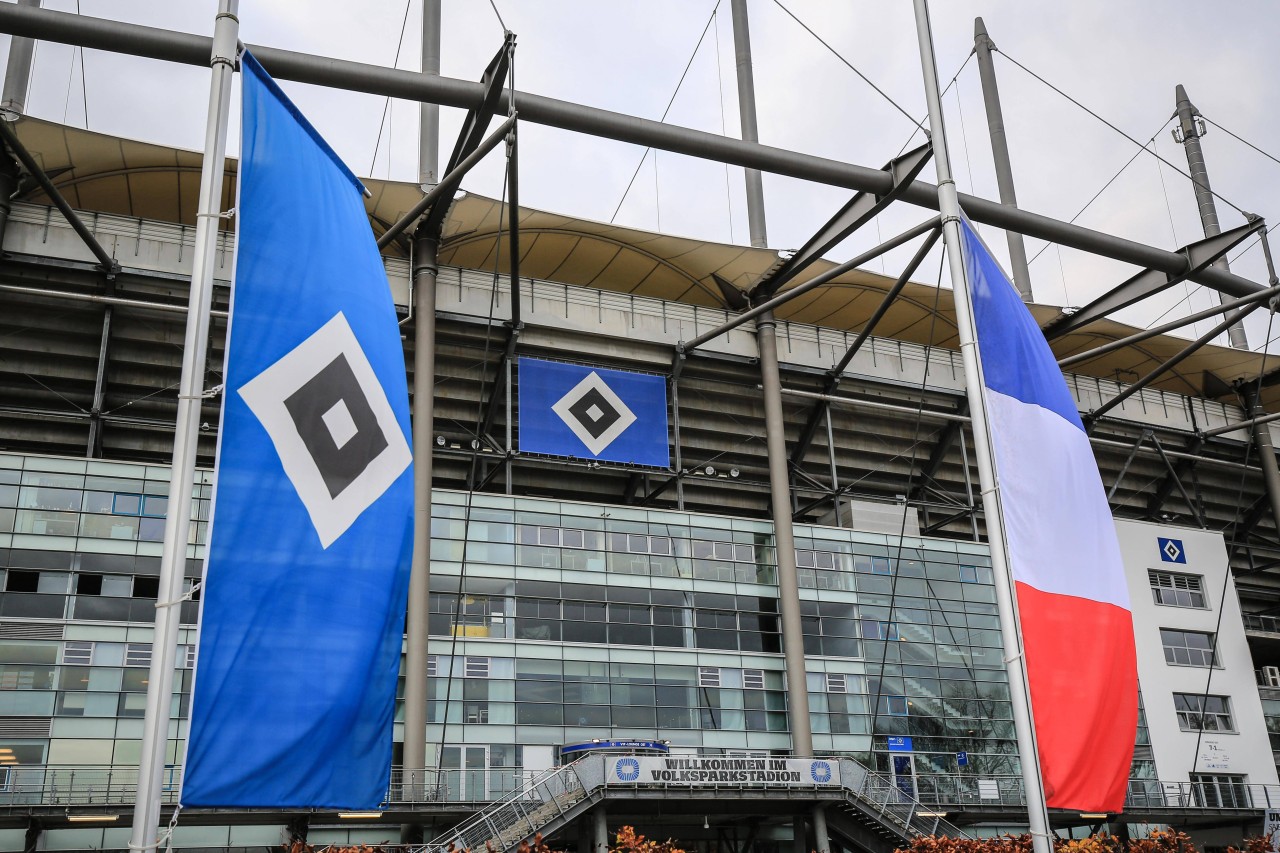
839,760,972,840
418,760,596,853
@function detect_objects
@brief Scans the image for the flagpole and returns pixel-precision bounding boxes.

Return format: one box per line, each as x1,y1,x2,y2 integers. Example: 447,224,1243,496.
129,1,238,849
910,2,1053,848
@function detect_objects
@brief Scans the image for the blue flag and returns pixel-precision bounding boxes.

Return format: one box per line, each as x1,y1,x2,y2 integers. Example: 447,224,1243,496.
182,52,413,809
518,357,670,467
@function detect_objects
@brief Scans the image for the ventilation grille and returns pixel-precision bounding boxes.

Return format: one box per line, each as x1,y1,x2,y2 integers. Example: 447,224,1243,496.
0,717,52,738
0,622,65,640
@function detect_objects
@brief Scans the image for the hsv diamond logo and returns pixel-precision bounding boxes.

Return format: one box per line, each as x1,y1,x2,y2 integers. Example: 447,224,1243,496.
551,371,637,456
1158,537,1186,564
518,357,670,467
238,312,412,549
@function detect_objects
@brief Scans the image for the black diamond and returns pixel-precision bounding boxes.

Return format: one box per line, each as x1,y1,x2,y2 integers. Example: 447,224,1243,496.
566,387,622,439
283,354,388,499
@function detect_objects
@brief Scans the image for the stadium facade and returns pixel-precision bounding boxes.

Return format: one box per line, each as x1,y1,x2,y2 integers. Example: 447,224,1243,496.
1,110,1280,853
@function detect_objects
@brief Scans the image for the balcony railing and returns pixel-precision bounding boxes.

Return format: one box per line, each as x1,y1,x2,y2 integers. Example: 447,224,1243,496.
1244,613,1280,634
0,764,1276,814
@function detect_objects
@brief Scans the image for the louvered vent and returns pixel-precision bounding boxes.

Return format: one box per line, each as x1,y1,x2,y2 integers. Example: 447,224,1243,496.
0,622,64,640
0,717,52,738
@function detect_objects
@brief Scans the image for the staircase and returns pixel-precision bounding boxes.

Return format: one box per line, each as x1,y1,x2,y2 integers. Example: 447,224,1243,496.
419,760,600,853
418,757,965,853
833,760,972,849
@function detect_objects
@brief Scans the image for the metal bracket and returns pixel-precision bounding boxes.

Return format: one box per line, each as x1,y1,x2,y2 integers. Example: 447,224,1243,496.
749,142,932,300
1043,219,1263,339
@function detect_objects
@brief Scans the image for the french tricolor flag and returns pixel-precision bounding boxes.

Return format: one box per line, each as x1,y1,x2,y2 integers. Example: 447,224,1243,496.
962,218,1138,813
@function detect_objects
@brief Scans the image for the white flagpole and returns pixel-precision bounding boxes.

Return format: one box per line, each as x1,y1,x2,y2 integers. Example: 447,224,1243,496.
129,1,239,849
910,2,1054,849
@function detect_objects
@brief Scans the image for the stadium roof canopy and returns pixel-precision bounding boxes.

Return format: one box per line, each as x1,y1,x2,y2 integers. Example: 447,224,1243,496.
12,116,1275,409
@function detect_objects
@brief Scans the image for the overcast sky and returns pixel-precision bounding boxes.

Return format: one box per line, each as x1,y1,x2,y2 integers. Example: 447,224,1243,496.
6,0,1280,349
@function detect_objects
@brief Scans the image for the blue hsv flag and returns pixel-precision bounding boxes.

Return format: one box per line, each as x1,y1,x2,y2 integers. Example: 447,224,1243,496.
518,358,670,467
183,53,413,809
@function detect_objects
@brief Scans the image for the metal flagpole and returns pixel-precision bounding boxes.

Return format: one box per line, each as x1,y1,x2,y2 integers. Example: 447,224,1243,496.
402,1,440,836
129,1,238,849
910,2,1053,849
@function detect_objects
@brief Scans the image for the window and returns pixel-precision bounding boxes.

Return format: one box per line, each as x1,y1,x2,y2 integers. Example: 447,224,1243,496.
427,656,438,678
861,618,899,641
1174,693,1233,732
826,673,847,694
5,570,38,593
743,669,765,690
1161,629,1217,667
464,657,490,678
125,644,151,668
62,641,93,666
1190,773,1250,808
184,646,197,669
698,666,721,688
1150,570,1206,608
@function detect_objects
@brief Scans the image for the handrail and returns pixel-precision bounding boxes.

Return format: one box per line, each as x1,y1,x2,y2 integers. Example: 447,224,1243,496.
0,763,1276,820
842,762,971,839
416,760,592,853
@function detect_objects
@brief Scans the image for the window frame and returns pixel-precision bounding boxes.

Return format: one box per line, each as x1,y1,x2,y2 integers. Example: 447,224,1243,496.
1174,692,1234,733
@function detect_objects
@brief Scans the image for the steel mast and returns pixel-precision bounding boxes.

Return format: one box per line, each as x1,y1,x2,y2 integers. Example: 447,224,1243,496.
911,3,1053,850
130,2,238,850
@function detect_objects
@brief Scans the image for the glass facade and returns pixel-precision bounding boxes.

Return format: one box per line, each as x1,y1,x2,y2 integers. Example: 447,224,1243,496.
422,489,1015,776
0,452,1027,784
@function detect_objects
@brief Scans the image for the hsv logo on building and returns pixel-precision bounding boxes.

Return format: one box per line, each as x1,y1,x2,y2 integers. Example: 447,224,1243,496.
518,357,670,468
1158,537,1186,564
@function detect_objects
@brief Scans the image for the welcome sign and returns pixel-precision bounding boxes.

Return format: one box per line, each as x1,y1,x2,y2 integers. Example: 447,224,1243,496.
607,756,840,787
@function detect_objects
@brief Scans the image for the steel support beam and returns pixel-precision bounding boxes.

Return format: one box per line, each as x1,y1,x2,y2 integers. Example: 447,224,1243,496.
1174,83,1249,349
1144,437,1202,519
1059,283,1280,369
376,113,516,249
401,226,438,804
1242,384,1280,542
681,217,939,354
1043,220,1261,339
0,4,1274,307
0,120,119,275
730,0,811,759
0,152,19,246
973,17,1032,301
787,228,941,468
1147,432,1206,528
750,143,933,299
1087,300,1265,423
0,282,227,316
1201,410,1280,440
85,283,114,458
0,0,39,119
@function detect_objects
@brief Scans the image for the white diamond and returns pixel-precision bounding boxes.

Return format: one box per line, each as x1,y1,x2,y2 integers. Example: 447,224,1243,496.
551,371,637,457
586,404,604,422
321,400,359,448
238,312,412,549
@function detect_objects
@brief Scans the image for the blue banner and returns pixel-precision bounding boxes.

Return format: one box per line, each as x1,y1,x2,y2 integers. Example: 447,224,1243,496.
518,358,669,467
183,52,413,809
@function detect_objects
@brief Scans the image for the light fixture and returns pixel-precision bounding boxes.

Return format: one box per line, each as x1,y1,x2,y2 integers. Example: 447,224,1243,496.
337,812,383,820
1079,813,1109,820
470,439,481,450
917,812,948,818
68,814,120,823
703,466,716,476
435,435,446,446
703,816,709,830
728,468,740,478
